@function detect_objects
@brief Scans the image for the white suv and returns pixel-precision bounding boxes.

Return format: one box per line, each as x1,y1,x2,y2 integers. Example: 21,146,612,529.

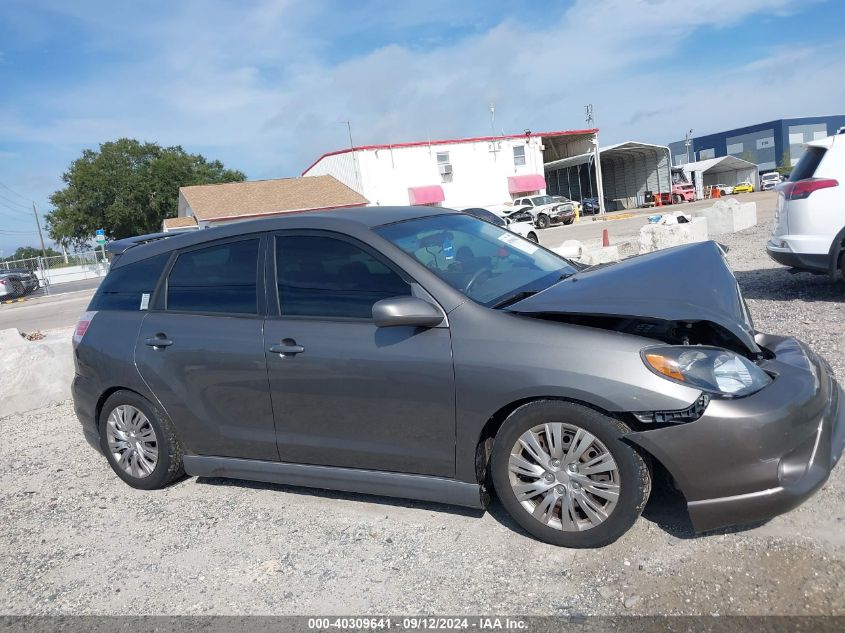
766,133,844,279
760,171,781,191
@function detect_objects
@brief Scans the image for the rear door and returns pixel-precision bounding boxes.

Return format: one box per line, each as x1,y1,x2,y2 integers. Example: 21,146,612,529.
135,235,278,461
263,231,456,477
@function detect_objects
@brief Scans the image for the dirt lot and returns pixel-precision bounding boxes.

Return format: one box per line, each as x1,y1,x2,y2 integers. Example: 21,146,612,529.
1,212,844,616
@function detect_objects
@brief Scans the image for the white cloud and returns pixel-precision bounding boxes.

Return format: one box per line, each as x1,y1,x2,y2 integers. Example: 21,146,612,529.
1,0,842,199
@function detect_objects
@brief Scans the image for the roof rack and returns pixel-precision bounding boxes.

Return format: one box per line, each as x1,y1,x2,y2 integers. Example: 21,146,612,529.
107,231,181,257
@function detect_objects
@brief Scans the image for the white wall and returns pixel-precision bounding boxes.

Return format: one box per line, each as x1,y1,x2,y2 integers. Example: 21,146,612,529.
307,137,548,208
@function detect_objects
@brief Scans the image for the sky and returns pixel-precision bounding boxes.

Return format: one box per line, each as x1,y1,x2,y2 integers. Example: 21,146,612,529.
1,0,844,254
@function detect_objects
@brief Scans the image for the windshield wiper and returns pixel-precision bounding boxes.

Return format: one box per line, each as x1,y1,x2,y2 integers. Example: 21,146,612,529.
491,291,539,309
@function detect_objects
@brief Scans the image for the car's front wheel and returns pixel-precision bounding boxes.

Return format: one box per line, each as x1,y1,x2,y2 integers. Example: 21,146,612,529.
526,232,539,244
535,214,550,229
8,279,24,298
99,390,184,490
491,400,650,548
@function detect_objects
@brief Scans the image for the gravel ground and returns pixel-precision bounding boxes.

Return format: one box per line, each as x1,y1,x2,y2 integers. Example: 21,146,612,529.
1,218,844,616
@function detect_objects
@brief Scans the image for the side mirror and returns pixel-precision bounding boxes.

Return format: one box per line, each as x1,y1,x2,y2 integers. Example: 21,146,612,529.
372,296,445,328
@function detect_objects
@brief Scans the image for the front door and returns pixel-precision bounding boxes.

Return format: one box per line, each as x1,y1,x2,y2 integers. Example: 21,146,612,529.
135,236,278,461
264,232,456,477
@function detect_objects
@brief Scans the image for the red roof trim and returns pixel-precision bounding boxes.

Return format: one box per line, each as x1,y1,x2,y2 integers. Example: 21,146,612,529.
301,128,599,175
200,202,368,223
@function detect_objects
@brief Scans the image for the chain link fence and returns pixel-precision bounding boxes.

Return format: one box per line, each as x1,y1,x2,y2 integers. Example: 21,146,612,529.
1,250,109,298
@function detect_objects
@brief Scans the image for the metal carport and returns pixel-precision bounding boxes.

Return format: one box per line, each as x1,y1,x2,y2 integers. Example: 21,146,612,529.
544,141,672,211
682,156,759,200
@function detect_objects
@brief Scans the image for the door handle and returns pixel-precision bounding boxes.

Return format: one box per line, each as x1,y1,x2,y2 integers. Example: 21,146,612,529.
268,341,305,357
145,335,173,349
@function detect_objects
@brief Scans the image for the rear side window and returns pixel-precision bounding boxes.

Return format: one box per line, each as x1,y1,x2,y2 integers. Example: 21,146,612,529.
790,147,826,182
275,235,410,319
89,253,169,311
167,239,260,314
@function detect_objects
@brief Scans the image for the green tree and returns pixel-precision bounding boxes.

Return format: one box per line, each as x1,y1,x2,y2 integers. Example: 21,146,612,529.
3,245,61,261
776,150,791,177
46,139,245,247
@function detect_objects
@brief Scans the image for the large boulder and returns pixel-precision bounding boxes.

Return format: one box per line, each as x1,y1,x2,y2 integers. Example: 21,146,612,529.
0,328,74,418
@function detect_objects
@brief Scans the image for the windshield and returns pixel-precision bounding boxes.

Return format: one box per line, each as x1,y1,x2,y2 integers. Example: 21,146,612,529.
376,214,576,307
530,195,554,205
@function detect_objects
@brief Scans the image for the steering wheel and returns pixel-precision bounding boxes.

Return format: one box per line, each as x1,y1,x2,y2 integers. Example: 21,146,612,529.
464,265,493,296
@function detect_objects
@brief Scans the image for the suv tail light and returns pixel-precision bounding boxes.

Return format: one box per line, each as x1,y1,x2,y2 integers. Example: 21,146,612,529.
73,311,98,346
780,178,838,200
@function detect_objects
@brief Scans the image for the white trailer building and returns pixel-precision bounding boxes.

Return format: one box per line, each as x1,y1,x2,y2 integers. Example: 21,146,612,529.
302,129,597,209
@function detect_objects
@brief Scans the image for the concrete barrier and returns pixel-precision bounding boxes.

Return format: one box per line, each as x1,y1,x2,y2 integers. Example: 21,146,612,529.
0,328,74,418
639,217,709,254
552,240,584,260
578,245,620,266
693,199,757,236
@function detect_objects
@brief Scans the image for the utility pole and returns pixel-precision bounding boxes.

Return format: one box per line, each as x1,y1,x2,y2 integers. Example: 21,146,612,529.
341,120,363,195
585,104,606,216
32,203,47,258
684,129,694,164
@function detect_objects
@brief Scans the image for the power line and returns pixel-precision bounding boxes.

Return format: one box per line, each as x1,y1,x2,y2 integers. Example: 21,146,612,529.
0,192,30,210
0,199,33,217
0,180,33,202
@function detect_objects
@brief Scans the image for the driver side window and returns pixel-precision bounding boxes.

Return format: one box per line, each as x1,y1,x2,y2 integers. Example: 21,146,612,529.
275,235,410,319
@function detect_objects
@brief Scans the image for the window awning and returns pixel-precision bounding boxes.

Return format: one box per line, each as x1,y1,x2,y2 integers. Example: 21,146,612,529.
408,185,445,205
507,174,547,193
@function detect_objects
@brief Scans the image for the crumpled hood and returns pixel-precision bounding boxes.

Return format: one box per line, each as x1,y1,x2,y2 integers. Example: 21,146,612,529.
508,240,759,354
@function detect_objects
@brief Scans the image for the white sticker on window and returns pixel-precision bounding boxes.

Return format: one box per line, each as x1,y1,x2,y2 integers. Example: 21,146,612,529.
140,293,150,310
498,232,538,254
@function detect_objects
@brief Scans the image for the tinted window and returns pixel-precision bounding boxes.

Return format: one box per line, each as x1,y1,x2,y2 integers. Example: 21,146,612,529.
167,239,259,314
790,147,826,182
276,235,410,318
90,253,169,311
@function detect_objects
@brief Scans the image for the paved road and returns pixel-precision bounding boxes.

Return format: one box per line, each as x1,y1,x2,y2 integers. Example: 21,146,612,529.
539,191,777,249
0,289,95,332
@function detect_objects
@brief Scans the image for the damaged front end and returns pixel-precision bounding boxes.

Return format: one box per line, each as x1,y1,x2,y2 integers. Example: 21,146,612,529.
507,240,760,358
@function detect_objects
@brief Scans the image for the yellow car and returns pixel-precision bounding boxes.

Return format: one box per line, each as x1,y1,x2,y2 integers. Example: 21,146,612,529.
732,181,754,194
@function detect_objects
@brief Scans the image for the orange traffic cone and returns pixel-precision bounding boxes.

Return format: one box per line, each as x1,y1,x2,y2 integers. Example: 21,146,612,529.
602,229,610,247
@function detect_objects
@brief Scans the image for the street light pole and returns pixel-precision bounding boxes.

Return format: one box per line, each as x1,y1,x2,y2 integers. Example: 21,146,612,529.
684,129,694,164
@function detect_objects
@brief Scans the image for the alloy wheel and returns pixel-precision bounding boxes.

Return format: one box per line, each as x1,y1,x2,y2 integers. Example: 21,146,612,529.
508,422,620,531
106,404,159,478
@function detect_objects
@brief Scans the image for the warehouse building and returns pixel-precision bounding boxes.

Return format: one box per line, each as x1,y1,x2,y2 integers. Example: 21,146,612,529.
302,129,598,209
668,115,845,171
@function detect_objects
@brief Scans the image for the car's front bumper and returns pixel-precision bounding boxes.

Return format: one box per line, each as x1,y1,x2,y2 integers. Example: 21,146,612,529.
628,334,844,532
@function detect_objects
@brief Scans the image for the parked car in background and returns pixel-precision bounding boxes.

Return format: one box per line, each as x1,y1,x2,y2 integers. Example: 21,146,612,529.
463,207,539,244
511,195,574,229
767,133,844,279
760,172,782,191
0,268,39,298
74,207,843,548
713,184,734,196
552,196,581,216
732,181,754,194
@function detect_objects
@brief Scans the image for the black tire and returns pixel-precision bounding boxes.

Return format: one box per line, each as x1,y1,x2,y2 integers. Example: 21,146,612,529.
672,194,683,204
526,232,539,244
563,217,574,225
535,214,550,229
9,279,24,298
98,390,185,490
491,400,651,548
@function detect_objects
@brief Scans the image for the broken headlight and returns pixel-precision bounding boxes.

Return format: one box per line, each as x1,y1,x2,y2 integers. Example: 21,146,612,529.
642,346,772,397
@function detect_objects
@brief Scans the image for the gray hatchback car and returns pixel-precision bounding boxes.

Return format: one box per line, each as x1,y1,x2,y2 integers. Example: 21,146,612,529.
72,206,845,547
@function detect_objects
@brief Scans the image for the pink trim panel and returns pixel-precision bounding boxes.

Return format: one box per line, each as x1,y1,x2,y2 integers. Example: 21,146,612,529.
408,185,445,205
507,174,547,194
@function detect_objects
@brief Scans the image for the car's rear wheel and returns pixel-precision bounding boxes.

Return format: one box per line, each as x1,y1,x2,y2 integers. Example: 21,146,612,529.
672,194,683,204
491,401,650,548
99,390,184,490
536,214,550,229
9,279,24,298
